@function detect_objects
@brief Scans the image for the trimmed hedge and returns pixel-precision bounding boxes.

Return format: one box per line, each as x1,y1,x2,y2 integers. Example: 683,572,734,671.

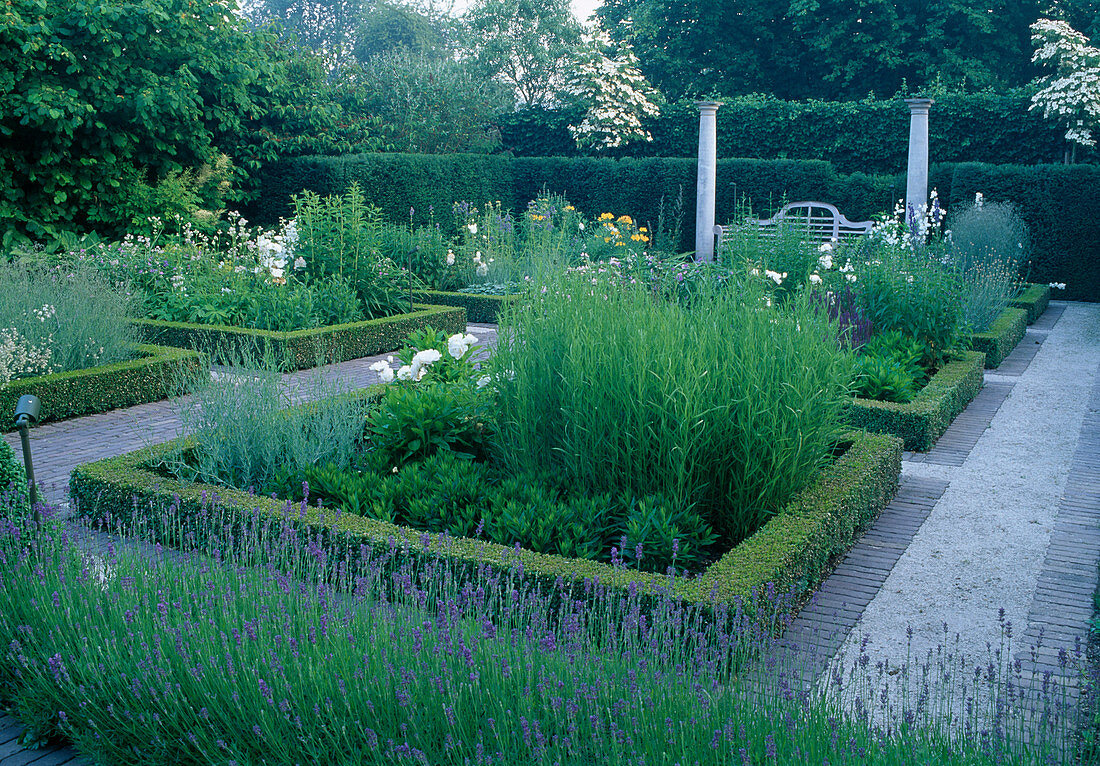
0,344,204,431
497,94,1088,172
1009,283,1052,325
969,307,1028,369
131,304,466,371
845,350,986,452
412,290,519,324
70,429,901,615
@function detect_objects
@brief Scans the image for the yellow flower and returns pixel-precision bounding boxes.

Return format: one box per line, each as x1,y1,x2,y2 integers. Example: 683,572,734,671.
565,205,575,211
617,215,632,224
599,212,614,221
639,227,648,233
603,237,611,243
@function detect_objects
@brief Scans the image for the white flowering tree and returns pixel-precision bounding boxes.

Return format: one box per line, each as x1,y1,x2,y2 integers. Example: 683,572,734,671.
565,28,662,152
1030,18,1100,162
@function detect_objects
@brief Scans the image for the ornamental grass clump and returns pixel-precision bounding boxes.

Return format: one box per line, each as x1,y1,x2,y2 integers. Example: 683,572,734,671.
492,271,851,547
0,496,1077,765
946,199,1029,333
0,260,138,384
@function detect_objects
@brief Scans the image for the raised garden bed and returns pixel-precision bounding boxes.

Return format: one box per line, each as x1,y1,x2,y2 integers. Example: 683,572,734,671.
131,304,466,370
1009,283,1052,325
969,306,1028,369
845,350,986,451
70,428,901,619
1,344,204,430
412,290,519,324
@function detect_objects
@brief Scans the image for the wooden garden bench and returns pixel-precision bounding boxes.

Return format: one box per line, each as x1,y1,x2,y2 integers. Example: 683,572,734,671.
714,201,874,250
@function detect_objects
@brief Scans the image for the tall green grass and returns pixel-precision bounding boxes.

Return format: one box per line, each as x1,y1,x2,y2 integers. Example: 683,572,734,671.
491,273,851,546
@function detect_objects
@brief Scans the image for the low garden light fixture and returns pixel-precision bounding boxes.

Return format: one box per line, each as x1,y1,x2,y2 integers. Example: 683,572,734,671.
13,395,41,526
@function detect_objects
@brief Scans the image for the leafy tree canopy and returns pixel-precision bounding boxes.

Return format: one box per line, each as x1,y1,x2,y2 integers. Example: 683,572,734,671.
460,0,583,107
595,0,1063,100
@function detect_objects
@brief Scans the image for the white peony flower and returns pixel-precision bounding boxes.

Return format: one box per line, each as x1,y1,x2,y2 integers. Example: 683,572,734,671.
446,250,456,266
378,366,395,383
764,269,786,285
396,365,413,381
447,333,470,359
818,242,833,253
818,254,834,270
468,223,478,235
809,274,822,285
476,263,489,277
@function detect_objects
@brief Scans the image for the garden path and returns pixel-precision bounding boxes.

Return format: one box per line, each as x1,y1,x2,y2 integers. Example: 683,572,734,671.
773,301,1100,739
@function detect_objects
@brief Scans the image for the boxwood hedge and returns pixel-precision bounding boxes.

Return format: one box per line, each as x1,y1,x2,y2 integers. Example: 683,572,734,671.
411,291,519,324
845,350,986,451
69,428,901,618
968,307,1028,369
0,344,204,431
1009,283,1052,325
131,304,466,370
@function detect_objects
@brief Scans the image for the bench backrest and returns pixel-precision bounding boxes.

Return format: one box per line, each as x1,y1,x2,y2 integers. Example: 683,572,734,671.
714,201,874,251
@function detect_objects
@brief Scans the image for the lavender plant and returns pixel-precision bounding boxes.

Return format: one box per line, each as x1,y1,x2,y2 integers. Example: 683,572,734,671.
0,494,1078,765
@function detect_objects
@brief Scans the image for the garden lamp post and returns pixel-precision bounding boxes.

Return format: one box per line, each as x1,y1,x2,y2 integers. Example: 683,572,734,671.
13,395,41,527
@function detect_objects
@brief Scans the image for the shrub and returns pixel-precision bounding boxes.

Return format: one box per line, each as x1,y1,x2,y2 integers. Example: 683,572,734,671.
0,261,138,382
946,200,1028,333
165,361,370,492
491,270,851,547
0,440,27,519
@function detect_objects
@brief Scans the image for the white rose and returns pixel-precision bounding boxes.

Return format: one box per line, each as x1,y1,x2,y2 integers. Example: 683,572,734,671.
809,274,822,285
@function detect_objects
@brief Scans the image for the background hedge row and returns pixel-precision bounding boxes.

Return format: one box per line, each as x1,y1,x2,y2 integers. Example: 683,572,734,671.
496,94,1094,172
251,154,1099,301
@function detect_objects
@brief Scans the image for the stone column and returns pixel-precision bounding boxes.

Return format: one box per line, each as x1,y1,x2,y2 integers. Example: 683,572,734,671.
695,101,721,262
904,98,934,228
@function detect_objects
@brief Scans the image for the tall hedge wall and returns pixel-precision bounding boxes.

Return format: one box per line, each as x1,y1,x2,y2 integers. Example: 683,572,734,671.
497,94,1093,172
250,154,1099,301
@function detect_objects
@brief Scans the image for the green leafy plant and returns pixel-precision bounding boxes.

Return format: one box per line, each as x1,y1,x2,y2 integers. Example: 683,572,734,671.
613,494,718,574
367,382,494,467
946,200,1029,333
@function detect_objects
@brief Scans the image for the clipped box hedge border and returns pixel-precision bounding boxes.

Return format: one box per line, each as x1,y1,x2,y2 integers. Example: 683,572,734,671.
69,428,900,616
1,344,204,431
130,304,466,370
969,307,1028,369
1009,283,1051,325
411,290,520,324
845,350,985,451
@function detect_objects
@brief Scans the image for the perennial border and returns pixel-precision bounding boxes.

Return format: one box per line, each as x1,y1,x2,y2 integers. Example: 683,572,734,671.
845,350,986,451
969,307,1028,369
0,344,204,430
130,304,466,371
69,428,900,618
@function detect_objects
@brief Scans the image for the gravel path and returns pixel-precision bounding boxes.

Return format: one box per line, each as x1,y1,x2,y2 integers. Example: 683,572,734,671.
826,301,1100,721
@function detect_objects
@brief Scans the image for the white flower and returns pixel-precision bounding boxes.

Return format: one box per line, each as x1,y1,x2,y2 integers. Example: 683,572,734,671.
839,261,854,273
817,254,834,270
1050,282,1067,289
446,250,456,266
370,360,390,373
293,257,306,270
447,333,470,359
476,263,489,277
378,366,395,383
412,348,442,367
764,269,786,285
476,375,491,389
975,192,985,209
818,242,833,253
396,365,413,381
467,223,478,235
809,274,822,285
846,273,858,283
270,267,285,280
578,222,585,230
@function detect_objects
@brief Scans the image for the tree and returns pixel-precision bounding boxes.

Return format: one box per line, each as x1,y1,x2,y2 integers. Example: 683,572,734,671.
354,1,443,60
461,0,583,107
0,0,278,244
1029,17,1100,162
243,0,367,67
596,0,1052,100
566,28,661,150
